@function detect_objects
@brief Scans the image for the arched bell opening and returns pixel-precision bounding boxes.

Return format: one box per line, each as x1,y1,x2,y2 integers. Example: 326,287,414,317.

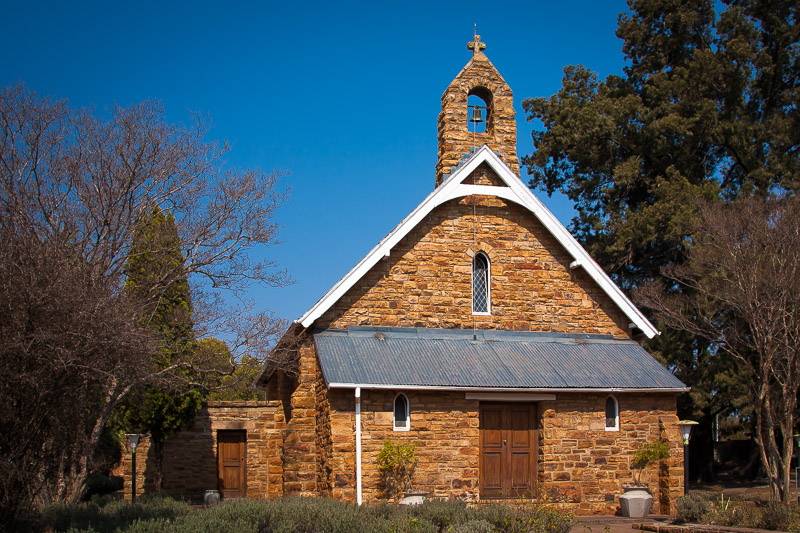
467,87,493,134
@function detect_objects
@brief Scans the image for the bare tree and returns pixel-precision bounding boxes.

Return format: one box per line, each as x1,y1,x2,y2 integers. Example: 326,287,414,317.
0,84,289,522
636,195,800,502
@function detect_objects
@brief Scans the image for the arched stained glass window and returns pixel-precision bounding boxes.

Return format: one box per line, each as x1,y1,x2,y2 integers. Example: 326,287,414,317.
473,253,490,314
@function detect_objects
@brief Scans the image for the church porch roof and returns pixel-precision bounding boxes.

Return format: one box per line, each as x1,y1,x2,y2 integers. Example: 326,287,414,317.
315,326,688,392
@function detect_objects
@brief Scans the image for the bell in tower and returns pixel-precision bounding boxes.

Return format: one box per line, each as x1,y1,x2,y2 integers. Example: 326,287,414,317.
435,32,520,187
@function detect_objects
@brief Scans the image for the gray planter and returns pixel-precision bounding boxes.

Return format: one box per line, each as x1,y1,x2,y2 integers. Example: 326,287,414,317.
204,489,221,507
619,486,652,518
399,491,428,506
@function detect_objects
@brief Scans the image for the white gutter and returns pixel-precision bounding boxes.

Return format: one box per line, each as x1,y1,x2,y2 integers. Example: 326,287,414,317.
355,387,362,506
329,383,689,393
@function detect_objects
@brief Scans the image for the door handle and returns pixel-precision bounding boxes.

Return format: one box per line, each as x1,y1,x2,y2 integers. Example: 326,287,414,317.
503,439,507,446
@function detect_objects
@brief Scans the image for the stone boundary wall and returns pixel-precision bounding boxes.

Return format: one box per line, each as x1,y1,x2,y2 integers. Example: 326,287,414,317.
112,401,285,503
322,389,682,514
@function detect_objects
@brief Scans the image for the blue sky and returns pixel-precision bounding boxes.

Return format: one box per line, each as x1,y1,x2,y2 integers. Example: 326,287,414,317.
1,0,631,323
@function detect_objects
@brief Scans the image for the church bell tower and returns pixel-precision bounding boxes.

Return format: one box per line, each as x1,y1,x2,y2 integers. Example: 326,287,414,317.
435,32,520,187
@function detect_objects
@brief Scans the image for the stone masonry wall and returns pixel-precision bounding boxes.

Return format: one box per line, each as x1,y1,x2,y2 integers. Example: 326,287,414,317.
264,158,680,513
316,195,630,338
324,389,682,514
113,401,285,503
315,339,333,497
327,389,480,503
539,392,683,514
279,341,320,496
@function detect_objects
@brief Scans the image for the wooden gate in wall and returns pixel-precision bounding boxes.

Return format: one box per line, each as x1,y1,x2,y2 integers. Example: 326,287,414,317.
217,430,247,497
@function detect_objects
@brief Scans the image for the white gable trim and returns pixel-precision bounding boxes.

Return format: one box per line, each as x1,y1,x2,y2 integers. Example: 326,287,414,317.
297,145,659,338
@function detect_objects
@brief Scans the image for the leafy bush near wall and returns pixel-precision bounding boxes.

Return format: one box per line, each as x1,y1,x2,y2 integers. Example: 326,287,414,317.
376,440,418,499
35,495,576,533
675,492,800,531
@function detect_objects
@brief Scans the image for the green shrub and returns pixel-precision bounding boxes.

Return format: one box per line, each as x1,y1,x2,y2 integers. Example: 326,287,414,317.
676,492,795,532
125,517,180,533
675,492,713,523
449,519,496,533
265,497,379,532
367,500,403,521
39,494,192,532
469,502,518,530
631,440,670,486
37,494,580,533
699,493,743,527
467,503,574,533
730,503,762,529
376,441,418,499
760,501,791,532
517,506,576,533
702,504,737,526
789,504,800,533
384,516,439,533
408,499,470,529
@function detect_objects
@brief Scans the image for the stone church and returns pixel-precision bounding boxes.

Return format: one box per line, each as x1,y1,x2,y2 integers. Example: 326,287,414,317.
117,35,688,514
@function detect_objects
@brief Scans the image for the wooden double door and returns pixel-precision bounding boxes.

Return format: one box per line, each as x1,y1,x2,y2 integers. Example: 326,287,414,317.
217,430,246,497
479,403,538,498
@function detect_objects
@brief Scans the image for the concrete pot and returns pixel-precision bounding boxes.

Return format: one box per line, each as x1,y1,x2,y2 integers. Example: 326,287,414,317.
619,486,652,518
204,489,221,507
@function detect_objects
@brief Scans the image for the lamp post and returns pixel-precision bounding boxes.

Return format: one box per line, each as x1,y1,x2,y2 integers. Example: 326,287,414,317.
677,420,698,495
126,434,141,504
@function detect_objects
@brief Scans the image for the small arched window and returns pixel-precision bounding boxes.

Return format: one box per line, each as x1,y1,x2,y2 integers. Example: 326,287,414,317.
394,394,409,431
473,253,490,314
605,396,619,431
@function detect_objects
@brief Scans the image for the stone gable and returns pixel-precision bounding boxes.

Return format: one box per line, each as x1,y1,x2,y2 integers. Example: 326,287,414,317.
317,198,629,338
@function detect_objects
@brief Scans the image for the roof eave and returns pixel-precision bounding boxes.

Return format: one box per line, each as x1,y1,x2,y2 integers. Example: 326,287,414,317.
327,382,690,393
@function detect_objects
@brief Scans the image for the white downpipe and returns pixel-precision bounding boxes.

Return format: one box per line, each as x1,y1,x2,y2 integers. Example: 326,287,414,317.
355,387,362,505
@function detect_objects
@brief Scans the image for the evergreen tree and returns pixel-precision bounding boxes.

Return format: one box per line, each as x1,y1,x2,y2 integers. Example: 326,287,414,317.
525,0,798,284
116,206,202,492
523,0,799,483
196,337,262,402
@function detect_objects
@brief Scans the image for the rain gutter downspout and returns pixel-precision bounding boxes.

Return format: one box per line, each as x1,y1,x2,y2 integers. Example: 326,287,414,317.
355,386,362,505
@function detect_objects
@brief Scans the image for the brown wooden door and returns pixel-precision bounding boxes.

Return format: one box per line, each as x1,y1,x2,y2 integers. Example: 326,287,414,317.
217,430,246,497
479,403,538,498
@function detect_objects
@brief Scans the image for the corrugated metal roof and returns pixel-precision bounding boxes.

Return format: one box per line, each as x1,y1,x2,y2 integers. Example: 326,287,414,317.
314,327,687,391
